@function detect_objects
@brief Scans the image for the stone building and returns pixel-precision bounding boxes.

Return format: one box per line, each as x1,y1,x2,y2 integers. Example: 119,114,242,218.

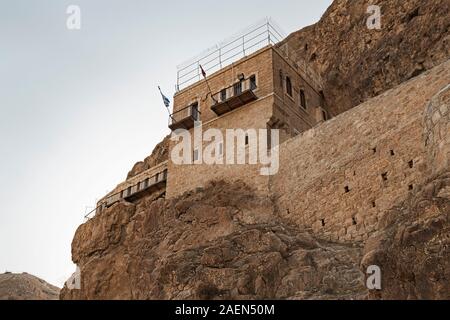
166,21,329,198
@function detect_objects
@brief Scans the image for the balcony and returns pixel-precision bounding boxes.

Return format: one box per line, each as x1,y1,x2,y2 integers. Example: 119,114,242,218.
169,103,200,131
211,77,257,116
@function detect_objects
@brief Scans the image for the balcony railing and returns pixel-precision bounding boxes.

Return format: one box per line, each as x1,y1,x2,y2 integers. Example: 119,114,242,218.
84,168,168,220
169,104,201,131
176,17,285,91
211,77,258,116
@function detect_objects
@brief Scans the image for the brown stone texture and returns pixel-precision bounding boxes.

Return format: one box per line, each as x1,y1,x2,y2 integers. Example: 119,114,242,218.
271,60,450,243
283,0,450,115
61,181,366,300
0,273,60,300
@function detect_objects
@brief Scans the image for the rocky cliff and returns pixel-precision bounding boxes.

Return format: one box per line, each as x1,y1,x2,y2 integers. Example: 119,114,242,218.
0,272,60,300
61,0,450,300
284,0,449,115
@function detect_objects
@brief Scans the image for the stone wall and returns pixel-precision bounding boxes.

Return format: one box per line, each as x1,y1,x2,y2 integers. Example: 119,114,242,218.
270,60,450,242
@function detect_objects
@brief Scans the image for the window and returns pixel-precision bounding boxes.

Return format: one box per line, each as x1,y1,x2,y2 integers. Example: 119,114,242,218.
249,75,257,90
300,89,307,109
190,102,199,121
234,81,243,96
286,76,292,96
245,135,249,146
220,89,227,102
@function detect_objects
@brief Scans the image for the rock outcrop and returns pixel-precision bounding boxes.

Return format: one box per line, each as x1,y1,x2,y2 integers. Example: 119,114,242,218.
284,0,450,115
127,135,170,180
61,181,366,300
0,272,60,300
61,0,450,300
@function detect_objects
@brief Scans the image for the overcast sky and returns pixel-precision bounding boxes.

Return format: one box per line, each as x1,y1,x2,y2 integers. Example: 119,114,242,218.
0,0,333,286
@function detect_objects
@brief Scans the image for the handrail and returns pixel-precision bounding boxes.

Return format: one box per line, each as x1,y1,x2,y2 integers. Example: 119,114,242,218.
84,169,168,220
176,18,285,91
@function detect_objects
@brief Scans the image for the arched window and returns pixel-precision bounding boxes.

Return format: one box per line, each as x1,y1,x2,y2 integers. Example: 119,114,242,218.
286,76,292,97
300,89,306,109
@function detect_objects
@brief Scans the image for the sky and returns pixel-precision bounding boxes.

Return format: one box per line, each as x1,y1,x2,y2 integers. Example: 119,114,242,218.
0,0,333,287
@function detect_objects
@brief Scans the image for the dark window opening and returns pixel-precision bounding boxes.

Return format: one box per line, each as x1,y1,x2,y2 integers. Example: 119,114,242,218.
352,217,357,225
409,184,414,191
286,76,292,97
191,102,199,121
321,219,326,227
382,173,388,181
372,201,376,208
409,160,414,168
233,81,243,96
249,75,257,90
390,150,395,156
345,186,350,193
372,147,377,154
245,135,249,146
220,89,227,102
300,89,307,109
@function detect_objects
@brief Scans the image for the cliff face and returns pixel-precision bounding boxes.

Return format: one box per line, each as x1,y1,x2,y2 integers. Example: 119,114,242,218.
61,181,366,300
61,0,450,300
285,0,449,115
0,273,60,300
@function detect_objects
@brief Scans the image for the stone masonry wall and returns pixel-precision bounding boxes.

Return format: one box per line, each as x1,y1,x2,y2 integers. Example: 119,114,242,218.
270,60,450,242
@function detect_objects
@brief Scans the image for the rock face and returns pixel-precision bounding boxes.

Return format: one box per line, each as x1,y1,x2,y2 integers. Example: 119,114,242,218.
284,0,450,115
127,135,170,180
61,0,450,300
0,273,60,300
61,181,366,300
362,172,450,300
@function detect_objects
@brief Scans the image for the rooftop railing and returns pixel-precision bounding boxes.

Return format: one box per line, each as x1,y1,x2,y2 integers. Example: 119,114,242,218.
176,17,286,92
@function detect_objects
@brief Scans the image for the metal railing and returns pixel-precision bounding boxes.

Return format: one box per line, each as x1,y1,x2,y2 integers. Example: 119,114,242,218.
176,17,286,91
84,169,168,220
211,77,257,104
169,104,201,127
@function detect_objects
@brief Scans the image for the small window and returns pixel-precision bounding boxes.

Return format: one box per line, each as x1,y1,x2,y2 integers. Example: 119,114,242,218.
409,160,414,168
382,173,388,181
300,89,307,109
249,75,257,90
190,102,199,121
286,76,292,97
245,135,249,146
220,89,227,102
234,81,243,95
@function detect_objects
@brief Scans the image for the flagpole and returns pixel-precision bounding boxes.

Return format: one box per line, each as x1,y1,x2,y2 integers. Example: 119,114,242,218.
158,86,175,123
200,65,218,104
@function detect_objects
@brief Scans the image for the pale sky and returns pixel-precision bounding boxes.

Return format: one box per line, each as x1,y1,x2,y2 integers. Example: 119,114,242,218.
0,0,333,287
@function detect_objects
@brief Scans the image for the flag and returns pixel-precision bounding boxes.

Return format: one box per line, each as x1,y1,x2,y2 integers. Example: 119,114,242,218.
200,65,207,78
158,86,170,108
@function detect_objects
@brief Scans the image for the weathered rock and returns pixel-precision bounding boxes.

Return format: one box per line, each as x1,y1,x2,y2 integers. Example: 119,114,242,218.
61,181,366,300
127,135,170,180
0,273,60,300
362,172,450,300
284,0,450,115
